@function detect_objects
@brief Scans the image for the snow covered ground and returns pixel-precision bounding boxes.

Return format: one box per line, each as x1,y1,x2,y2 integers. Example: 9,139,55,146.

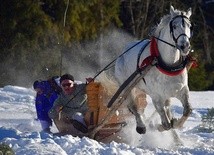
0,85,213,155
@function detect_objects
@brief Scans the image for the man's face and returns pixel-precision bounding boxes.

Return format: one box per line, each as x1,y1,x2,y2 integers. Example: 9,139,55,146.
61,79,74,95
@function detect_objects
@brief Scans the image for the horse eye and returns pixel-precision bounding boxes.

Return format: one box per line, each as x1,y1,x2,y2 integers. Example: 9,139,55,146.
173,25,177,29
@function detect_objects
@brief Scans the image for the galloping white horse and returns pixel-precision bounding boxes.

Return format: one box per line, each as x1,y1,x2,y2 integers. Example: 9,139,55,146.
114,6,193,134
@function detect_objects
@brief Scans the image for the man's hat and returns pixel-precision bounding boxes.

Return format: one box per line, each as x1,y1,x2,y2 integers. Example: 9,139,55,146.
60,74,74,83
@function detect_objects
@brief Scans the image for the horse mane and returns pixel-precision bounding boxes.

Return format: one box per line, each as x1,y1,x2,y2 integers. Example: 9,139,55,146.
152,9,186,37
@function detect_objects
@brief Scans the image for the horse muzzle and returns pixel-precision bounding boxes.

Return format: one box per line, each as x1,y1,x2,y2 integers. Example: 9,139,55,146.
177,37,190,56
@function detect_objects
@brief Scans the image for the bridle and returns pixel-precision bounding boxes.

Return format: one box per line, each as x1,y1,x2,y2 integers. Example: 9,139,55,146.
169,14,193,44
137,14,194,76
153,14,193,50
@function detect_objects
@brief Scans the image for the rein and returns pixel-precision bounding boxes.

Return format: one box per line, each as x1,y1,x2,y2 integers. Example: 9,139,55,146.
152,36,176,48
59,15,193,112
58,39,147,112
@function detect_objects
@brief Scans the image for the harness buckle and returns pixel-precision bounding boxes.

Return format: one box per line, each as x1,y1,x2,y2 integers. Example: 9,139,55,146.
151,58,158,66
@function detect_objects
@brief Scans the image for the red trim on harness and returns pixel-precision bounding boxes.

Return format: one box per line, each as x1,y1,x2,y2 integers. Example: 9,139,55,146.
140,56,154,69
156,66,184,76
140,38,186,76
150,37,159,57
150,38,185,76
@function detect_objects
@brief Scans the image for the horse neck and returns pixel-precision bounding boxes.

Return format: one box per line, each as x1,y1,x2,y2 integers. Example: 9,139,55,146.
157,28,181,66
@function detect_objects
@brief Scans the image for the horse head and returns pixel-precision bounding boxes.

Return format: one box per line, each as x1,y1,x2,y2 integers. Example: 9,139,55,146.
169,6,192,56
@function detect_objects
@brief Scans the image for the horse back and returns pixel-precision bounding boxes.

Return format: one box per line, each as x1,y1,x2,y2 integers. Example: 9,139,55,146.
115,40,150,83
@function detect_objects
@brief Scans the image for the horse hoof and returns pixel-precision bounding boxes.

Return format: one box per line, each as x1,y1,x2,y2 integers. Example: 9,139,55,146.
171,118,183,129
157,125,166,132
161,121,172,130
136,126,146,134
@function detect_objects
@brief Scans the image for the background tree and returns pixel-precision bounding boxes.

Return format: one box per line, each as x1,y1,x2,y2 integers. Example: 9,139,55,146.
0,0,213,90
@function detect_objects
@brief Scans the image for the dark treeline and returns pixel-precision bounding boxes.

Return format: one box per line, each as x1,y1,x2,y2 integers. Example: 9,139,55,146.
0,0,213,90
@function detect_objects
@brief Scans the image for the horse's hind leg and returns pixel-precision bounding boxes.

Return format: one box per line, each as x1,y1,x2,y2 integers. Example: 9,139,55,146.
164,99,183,144
165,99,172,120
173,86,192,128
153,99,172,130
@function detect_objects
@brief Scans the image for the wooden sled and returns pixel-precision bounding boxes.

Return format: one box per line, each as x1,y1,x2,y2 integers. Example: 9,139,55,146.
53,81,147,143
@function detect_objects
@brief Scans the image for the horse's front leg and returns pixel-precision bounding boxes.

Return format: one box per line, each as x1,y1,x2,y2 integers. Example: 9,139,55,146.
127,94,146,134
173,86,192,128
153,99,172,130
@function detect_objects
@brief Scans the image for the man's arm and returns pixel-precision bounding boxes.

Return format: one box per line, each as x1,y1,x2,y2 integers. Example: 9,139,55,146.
48,97,62,119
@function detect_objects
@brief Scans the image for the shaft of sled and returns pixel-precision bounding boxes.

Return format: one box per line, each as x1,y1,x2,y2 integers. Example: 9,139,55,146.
107,64,153,108
89,65,153,139
88,79,139,139
107,70,139,108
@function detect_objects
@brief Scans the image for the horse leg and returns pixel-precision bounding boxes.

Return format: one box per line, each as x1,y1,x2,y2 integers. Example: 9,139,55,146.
164,99,183,144
128,92,146,134
128,102,147,134
132,87,147,118
165,99,172,120
153,99,172,131
173,86,192,128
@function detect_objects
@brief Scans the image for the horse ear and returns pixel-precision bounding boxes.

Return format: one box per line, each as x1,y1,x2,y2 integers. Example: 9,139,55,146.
170,5,175,15
186,7,192,18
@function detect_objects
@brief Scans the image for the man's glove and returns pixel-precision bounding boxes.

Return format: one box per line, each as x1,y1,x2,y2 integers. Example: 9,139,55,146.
86,77,94,84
